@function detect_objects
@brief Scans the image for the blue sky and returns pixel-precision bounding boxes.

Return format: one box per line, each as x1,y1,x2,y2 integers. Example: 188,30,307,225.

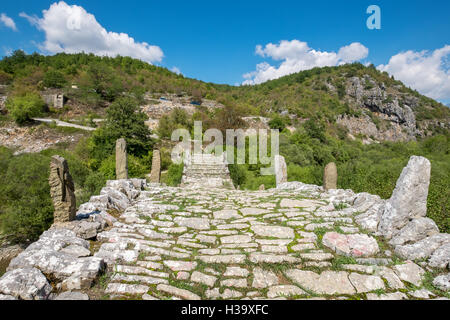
0,0,449,103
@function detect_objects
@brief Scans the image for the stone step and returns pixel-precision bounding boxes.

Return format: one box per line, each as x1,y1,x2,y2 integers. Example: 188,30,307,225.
182,153,234,189
184,170,230,176
186,167,229,172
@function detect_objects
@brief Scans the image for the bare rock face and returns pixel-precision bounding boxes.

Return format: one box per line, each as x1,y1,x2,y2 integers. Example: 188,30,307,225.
378,156,431,239
433,274,450,292
49,155,76,224
428,243,450,269
149,150,161,183
115,138,128,180
322,232,379,257
389,217,439,246
394,233,450,261
274,155,287,186
0,268,52,300
323,162,337,190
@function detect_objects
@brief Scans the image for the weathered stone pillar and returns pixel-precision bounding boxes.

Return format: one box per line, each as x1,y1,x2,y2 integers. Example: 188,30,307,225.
275,155,287,187
323,162,337,190
149,150,161,183
115,138,128,179
378,156,431,239
49,155,76,224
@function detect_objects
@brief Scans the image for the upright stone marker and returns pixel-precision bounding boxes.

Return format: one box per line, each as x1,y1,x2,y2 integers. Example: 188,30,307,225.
323,162,337,190
116,138,128,179
49,155,76,224
149,150,161,183
378,156,431,239
274,155,287,187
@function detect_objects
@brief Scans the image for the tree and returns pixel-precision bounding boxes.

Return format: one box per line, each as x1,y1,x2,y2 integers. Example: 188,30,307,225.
0,151,53,243
82,63,123,101
43,70,67,88
91,97,153,164
268,115,286,131
6,92,45,124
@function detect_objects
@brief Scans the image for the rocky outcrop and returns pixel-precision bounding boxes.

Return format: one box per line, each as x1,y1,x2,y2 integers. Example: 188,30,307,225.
351,155,449,273
0,268,52,300
389,217,439,246
378,156,431,239
0,178,146,300
339,75,431,142
49,155,76,224
347,76,416,129
5,229,105,295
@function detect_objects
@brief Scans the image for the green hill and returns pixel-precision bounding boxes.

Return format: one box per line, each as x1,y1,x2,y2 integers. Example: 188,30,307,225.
0,51,448,243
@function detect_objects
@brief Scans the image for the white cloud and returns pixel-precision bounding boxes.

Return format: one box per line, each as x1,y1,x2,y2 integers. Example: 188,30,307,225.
0,13,18,31
243,40,368,85
378,46,450,101
20,1,163,64
337,43,369,63
171,66,182,75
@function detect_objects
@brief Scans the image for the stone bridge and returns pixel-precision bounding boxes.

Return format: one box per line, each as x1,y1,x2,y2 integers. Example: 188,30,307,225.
0,155,449,300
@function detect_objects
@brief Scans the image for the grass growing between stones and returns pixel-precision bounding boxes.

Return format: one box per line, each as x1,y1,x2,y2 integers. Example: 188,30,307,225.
0,260,9,277
421,270,450,299
331,256,358,271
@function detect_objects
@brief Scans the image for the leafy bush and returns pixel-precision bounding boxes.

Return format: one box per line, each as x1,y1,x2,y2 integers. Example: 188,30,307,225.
0,150,53,243
90,97,153,165
6,92,45,124
0,70,12,85
268,115,287,131
98,154,150,180
43,70,67,88
165,163,184,186
228,164,247,188
158,108,192,139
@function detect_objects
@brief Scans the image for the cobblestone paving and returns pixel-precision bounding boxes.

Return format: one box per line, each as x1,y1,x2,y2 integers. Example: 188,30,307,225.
89,184,448,300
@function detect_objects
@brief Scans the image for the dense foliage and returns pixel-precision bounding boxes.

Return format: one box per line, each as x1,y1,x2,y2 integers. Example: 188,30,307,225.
89,97,154,168
6,92,45,124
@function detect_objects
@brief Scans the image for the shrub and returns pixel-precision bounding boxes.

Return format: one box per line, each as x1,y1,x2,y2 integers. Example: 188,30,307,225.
43,70,67,88
0,70,13,85
0,152,53,243
90,97,153,164
6,92,45,124
98,154,150,180
165,163,184,186
268,115,286,131
228,164,247,188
